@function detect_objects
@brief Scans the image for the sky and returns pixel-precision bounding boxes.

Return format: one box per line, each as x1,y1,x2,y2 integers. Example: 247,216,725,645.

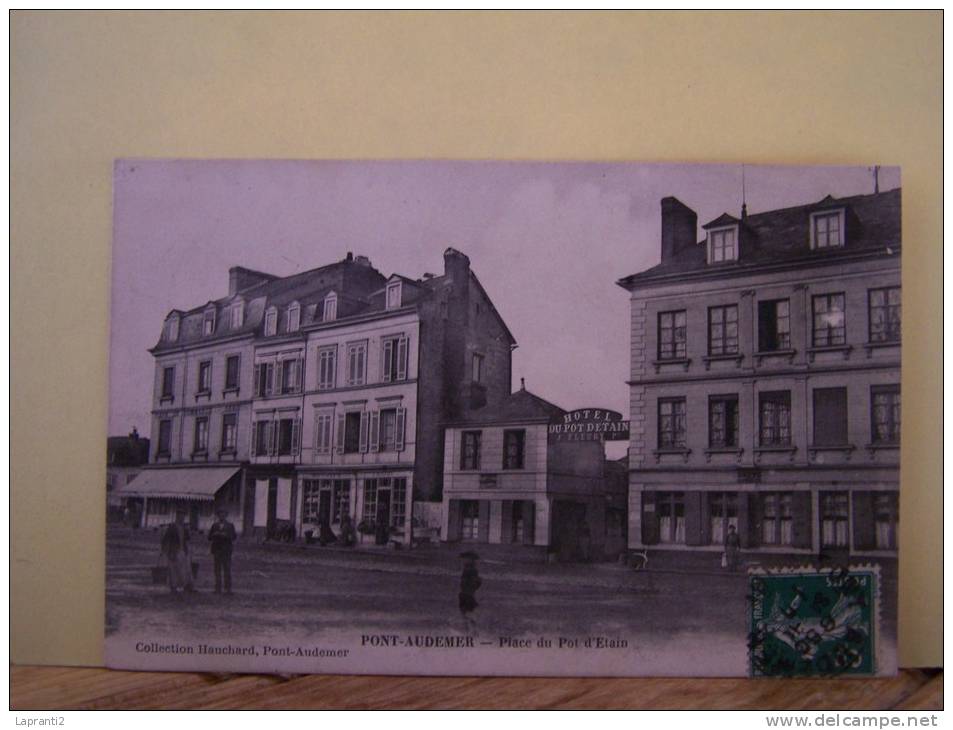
109,160,900,456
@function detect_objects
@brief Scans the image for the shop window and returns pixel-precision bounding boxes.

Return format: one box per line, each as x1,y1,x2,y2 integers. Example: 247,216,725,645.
391,478,407,528
813,387,848,446
759,391,791,446
868,287,901,343
460,500,480,541
812,293,846,347
820,491,850,548
658,310,687,360
362,480,378,523
512,501,525,543
503,429,526,470
333,479,350,522
708,305,739,355
709,396,739,448
708,492,738,544
761,492,793,546
657,492,686,544
874,493,898,550
658,398,686,449
758,299,791,351
461,431,482,470
871,385,900,444
302,480,322,523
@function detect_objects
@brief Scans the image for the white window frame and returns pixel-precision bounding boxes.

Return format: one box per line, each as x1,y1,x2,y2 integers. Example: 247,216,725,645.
264,306,278,336
317,345,337,390
810,209,846,250
287,302,301,332
346,341,367,386
324,292,338,322
707,225,738,264
386,281,402,310
230,301,244,329
164,314,180,342
203,307,217,336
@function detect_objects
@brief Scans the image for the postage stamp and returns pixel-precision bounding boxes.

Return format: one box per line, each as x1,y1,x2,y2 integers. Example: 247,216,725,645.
748,565,880,677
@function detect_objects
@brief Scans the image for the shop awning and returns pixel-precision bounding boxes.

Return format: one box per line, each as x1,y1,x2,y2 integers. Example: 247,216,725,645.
116,466,240,501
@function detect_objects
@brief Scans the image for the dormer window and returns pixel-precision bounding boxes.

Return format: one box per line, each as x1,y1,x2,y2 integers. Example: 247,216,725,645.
708,226,738,264
229,300,244,329
264,306,278,336
202,306,217,336
386,281,402,310
163,314,180,342
810,209,845,249
323,292,338,322
287,302,300,332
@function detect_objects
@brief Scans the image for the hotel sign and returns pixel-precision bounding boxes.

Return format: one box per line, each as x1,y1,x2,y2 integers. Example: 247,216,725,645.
548,408,630,443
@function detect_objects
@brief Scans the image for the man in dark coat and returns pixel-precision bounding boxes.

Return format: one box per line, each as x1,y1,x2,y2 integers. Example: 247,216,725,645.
161,507,195,593
208,508,237,594
459,552,482,631
724,523,741,571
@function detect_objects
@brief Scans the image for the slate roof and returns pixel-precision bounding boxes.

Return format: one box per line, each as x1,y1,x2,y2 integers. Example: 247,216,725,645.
447,386,565,426
618,188,901,290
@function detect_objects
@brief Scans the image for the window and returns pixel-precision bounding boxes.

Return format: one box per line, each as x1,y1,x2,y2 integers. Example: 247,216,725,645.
461,431,482,470
758,299,791,351
658,398,687,449
874,493,898,550
503,429,526,470
230,301,243,329
811,210,844,249
286,303,300,332
761,493,794,546
759,391,791,446
472,353,484,383
344,412,363,453
512,501,526,543
314,411,334,455
658,310,687,360
302,480,321,523
657,492,685,544
224,355,240,390
317,346,336,390
708,305,739,356
323,292,337,322
708,492,738,544
334,479,350,522
264,307,278,336
161,366,175,400
276,417,299,456
386,281,402,310
197,361,212,394
157,419,172,456
812,293,846,347
164,315,180,342
254,362,275,397
460,500,480,540
221,413,237,452
820,491,849,548
708,227,738,263
709,396,739,448
203,308,216,336
813,387,848,446
193,417,209,453
346,342,367,386
869,287,901,343
378,409,397,451
362,480,378,523
254,420,272,456
382,335,409,382
391,478,407,528
871,385,900,444
280,358,301,394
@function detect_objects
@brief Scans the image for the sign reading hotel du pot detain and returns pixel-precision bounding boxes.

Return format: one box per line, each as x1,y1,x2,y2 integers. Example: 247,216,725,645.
548,408,630,443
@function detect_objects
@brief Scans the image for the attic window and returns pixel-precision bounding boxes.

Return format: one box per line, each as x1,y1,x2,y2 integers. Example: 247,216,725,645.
202,307,216,336
164,314,180,342
230,301,244,329
810,210,845,249
386,281,402,310
264,306,278,336
324,292,338,322
707,226,738,264
287,302,300,332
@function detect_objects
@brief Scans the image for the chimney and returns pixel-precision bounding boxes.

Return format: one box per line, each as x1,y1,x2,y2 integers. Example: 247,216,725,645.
443,247,470,283
229,266,275,296
660,197,698,262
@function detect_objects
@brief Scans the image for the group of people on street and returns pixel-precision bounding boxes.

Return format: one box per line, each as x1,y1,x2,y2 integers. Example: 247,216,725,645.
160,507,236,595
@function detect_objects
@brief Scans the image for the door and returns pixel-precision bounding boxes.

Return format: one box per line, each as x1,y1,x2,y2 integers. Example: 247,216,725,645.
375,489,391,544
318,489,332,525
189,502,200,532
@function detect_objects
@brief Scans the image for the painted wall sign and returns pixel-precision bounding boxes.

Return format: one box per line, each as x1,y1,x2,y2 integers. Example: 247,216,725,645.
548,408,630,442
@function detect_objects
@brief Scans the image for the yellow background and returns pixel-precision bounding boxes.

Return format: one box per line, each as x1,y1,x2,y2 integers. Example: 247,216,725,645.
11,11,941,668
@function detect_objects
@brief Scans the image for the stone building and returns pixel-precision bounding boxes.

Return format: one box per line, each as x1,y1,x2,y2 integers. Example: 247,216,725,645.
617,188,901,560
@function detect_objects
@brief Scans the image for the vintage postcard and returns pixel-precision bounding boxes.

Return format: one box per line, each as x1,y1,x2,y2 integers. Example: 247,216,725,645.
105,161,900,676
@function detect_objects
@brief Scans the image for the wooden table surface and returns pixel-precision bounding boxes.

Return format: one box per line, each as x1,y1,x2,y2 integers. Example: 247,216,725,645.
10,666,942,710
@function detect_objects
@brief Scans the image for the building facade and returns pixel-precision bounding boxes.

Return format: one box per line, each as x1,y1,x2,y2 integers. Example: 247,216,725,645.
617,189,901,560
441,387,624,561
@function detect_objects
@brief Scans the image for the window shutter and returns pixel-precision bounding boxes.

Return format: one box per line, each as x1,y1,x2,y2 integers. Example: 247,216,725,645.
335,414,345,454
296,357,304,392
265,364,275,396
252,423,260,457
254,364,262,397
397,336,408,380
382,339,393,382
291,418,301,456
264,421,274,456
312,414,321,456
395,406,406,451
359,411,370,453
369,411,380,452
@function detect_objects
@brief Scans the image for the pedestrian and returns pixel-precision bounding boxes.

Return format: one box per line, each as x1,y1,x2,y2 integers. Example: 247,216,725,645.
340,513,356,547
724,524,741,571
161,507,195,594
458,551,482,632
208,508,237,594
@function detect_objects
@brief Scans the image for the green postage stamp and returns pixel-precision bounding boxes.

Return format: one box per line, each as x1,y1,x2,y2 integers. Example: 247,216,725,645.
748,565,880,677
